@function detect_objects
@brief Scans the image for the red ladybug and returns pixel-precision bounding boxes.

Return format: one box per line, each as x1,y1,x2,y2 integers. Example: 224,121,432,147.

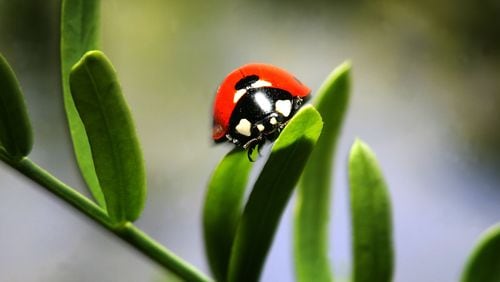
212,63,310,157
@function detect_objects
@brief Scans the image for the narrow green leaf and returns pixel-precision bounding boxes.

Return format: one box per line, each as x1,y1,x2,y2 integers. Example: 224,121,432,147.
294,61,351,282
348,139,393,282
70,50,146,223
461,224,500,282
203,148,253,281
0,54,33,160
61,0,106,209
227,105,323,282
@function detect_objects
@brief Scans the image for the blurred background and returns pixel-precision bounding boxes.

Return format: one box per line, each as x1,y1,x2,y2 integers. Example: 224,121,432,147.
1,0,500,281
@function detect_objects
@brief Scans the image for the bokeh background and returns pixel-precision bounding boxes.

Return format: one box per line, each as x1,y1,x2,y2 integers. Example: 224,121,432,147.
1,0,500,281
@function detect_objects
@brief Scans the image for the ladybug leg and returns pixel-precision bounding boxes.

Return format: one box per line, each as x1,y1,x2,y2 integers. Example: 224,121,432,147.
244,136,264,162
226,133,242,146
247,145,257,162
243,135,263,150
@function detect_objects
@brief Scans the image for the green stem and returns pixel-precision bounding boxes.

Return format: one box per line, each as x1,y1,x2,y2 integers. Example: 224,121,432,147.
9,157,111,224
118,223,210,282
2,157,212,282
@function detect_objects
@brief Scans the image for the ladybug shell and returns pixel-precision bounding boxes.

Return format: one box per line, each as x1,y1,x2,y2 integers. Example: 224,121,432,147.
212,63,310,141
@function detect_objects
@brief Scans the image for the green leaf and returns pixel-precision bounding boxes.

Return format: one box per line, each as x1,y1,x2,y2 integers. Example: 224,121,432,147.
348,139,393,282
294,61,351,282
461,224,500,282
227,105,323,282
203,148,253,281
61,0,106,209
70,50,146,223
0,54,33,160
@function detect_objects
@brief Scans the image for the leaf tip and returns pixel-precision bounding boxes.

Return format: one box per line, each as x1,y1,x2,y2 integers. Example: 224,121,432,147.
350,138,371,159
272,105,323,151
331,60,352,82
348,138,383,182
84,50,106,61
312,60,352,111
338,60,352,73
72,50,109,72
461,223,500,282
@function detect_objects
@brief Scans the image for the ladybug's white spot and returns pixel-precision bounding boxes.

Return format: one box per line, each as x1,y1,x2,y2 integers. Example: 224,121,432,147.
254,91,273,112
236,119,252,137
233,80,272,104
275,100,292,117
233,89,247,103
256,124,265,132
270,117,278,125
251,80,272,89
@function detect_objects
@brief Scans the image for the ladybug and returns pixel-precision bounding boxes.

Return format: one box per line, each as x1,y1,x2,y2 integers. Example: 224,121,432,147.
212,63,310,159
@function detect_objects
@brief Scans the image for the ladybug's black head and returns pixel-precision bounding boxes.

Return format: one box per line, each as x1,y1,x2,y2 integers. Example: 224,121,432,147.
226,87,305,161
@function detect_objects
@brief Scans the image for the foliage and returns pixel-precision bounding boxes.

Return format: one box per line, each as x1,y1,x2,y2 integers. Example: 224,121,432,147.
61,0,106,208
70,50,146,223
294,61,350,282
461,224,500,282
0,54,33,160
349,140,393,282
0,1,498,282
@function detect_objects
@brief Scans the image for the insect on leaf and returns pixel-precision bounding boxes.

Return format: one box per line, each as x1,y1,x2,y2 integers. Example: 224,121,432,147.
227,105,323,282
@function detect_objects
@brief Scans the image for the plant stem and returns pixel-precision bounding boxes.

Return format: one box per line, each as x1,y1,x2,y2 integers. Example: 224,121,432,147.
118,223,211,282
9,157,112,224
2,157,212,282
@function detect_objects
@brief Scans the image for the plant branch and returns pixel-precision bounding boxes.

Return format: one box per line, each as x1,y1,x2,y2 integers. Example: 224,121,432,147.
1,157,212,282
